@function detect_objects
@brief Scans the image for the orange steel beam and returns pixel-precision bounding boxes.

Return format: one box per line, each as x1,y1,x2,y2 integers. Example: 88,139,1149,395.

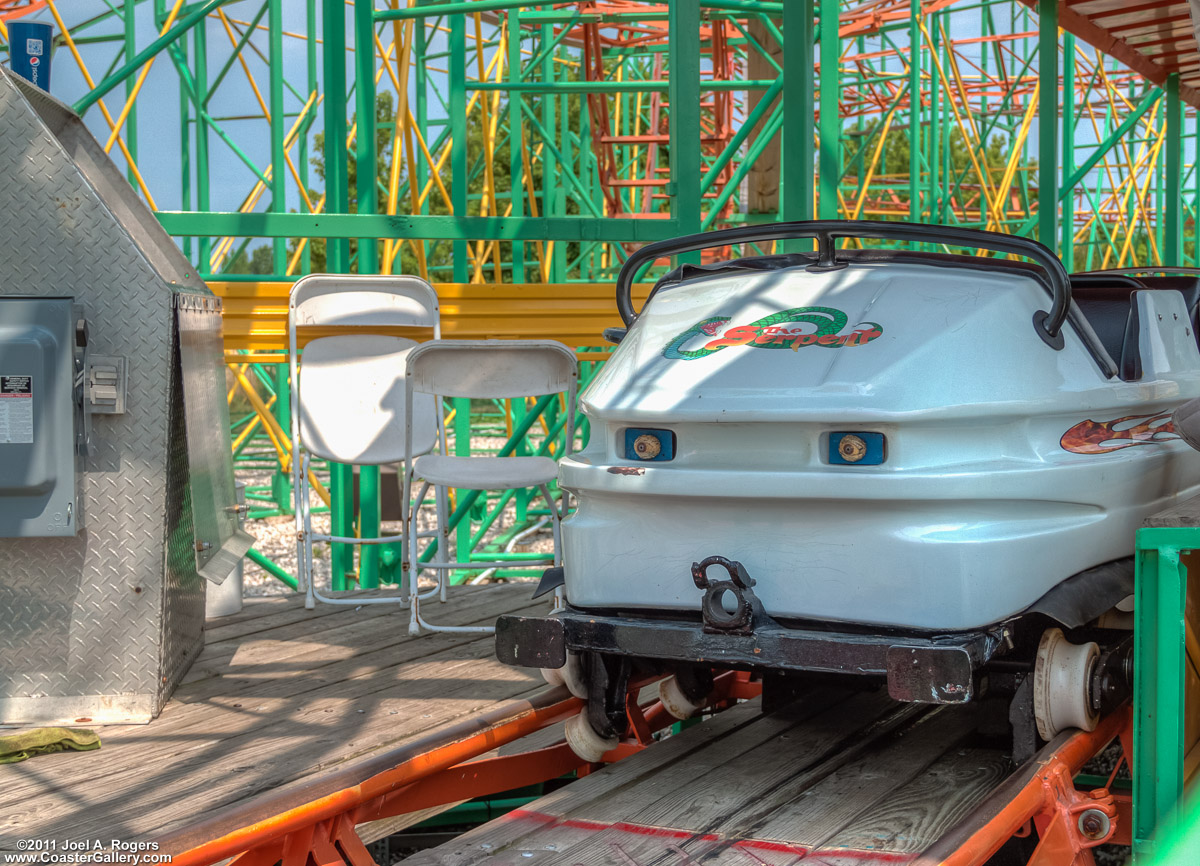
157,688,586,866
155,667,1129,866
918,706,1134,866
1020,1,1200,109
157,671,759,866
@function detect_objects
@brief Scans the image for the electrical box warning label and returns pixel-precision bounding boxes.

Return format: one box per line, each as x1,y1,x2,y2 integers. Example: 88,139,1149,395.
0,376,33,444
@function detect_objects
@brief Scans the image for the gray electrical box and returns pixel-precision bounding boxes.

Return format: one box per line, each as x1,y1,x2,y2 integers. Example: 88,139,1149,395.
0,297,81,537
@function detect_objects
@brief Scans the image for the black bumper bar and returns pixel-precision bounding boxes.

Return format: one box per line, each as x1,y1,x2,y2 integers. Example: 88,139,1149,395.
495,609,1008,705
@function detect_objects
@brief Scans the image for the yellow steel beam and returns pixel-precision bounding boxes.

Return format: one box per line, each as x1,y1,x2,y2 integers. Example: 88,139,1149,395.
211,280,652,359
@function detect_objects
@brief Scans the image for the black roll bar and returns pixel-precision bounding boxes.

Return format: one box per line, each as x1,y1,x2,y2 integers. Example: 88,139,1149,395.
614,220,1071,347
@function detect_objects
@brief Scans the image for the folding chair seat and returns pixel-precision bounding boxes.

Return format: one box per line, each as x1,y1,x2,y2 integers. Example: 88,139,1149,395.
402,339,578,634
409,454,558,490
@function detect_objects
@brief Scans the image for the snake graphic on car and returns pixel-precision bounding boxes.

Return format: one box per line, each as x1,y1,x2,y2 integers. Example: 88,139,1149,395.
662,306,883,360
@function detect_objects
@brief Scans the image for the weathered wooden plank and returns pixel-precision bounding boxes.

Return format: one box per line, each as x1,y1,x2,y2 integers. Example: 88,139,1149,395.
410,699,785,866
509,695,915,866
185,583,518,685
408,691,884,866
1143,492,1200,528
820,747,1011,854
0,591,540,806
201,583,514,649
4,646,542,843
407,696,1011,866
746,705,980,846
594,690,902,829
0,585,539,845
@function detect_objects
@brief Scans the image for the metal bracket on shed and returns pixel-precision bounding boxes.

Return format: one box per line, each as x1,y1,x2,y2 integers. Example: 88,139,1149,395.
87,355,127,415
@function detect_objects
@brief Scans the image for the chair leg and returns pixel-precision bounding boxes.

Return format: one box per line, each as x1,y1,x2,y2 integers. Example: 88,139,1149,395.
299,456,316,609
397,463,410,605
436,483,451,603
407,501,423,636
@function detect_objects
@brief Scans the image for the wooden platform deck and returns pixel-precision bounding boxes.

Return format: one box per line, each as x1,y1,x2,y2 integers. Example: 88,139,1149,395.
0,583,542,849
405,688,1015,866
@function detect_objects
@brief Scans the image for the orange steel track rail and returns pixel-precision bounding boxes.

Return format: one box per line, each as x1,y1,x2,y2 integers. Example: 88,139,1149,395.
154,677,1133,866
155,671,760,866
920,706,1135,866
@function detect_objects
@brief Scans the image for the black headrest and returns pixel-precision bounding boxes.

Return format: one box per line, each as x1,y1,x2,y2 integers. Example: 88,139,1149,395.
1070,274,1200,318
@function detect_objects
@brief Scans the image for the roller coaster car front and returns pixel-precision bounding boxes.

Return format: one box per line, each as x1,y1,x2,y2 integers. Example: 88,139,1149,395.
495,222,1200,758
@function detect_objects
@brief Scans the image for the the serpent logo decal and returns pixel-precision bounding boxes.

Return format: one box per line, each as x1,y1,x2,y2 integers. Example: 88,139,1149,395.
662,307,884,360
1061,411,1180,454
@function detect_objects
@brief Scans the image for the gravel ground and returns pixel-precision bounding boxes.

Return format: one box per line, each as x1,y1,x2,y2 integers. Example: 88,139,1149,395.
238,434,556,596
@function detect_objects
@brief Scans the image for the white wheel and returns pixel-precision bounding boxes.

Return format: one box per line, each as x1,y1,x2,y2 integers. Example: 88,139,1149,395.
565,713,618,762
659,675,706,720
541,666,565,688
560,650,587,699
1033,627,1100,740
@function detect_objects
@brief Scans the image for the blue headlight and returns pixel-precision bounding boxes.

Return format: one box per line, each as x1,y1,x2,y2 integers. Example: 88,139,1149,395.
624,428,675,461
829,432,885,465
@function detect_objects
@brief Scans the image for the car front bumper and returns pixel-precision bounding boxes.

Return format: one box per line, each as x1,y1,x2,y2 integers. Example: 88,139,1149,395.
495,607,1009,705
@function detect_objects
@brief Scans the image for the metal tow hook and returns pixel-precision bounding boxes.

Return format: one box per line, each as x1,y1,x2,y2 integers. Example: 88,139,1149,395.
691,555,762,634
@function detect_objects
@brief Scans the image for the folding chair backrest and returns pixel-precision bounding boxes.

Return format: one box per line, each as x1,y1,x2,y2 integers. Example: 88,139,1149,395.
300,335,438,465
290,274,439,330
407,340,578,399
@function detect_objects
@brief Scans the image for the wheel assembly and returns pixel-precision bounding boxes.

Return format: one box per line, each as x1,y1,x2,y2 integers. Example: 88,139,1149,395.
659,676,705,720
541,650,587,698
1033,627,1100,740
658,666,716,720
564,712,619,762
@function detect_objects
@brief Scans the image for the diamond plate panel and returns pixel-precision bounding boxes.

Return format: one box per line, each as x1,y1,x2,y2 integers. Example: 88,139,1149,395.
0,71,216,722
160,326,205,706
177,300,254,583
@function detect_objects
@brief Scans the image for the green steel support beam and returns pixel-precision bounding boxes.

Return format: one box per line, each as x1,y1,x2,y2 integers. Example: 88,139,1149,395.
508,6,525,282
247,548,299,590
156,211,683,242
669,0,702,262
206,1,269,106
909,0,920,224
176,4,191,261
323,0,353,589
1015,87,1163,238
469,80,774,92
449,13,470,564
355,0,381,587
302,0,317,275
1166,73,1183,266
1037,0,1057,250
782,1,813,223
928,14,940,224
194,22,210,269
818,0,839,220
450,15,468,283
267,1,292,518
376,0,782,20
1061,32,1073,267
123,0,139,191
1133,527,1192,858
74,0,230,114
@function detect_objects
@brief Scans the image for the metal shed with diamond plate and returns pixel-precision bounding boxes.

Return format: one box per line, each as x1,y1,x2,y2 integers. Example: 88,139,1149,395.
0,68,252,725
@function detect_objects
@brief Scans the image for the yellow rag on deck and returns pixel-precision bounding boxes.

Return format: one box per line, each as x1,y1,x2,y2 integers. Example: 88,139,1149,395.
0,727,101,764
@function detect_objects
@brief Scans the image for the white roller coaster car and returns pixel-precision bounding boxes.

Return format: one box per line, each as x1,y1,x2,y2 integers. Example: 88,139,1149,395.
496,221,1200,760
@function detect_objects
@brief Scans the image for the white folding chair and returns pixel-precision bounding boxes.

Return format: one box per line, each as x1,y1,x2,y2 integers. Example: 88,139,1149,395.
288,274,442,609
402,340,579,634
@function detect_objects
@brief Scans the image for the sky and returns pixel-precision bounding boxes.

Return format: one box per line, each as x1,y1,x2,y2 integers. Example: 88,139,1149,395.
25,1,335,215
1,1,1188,235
